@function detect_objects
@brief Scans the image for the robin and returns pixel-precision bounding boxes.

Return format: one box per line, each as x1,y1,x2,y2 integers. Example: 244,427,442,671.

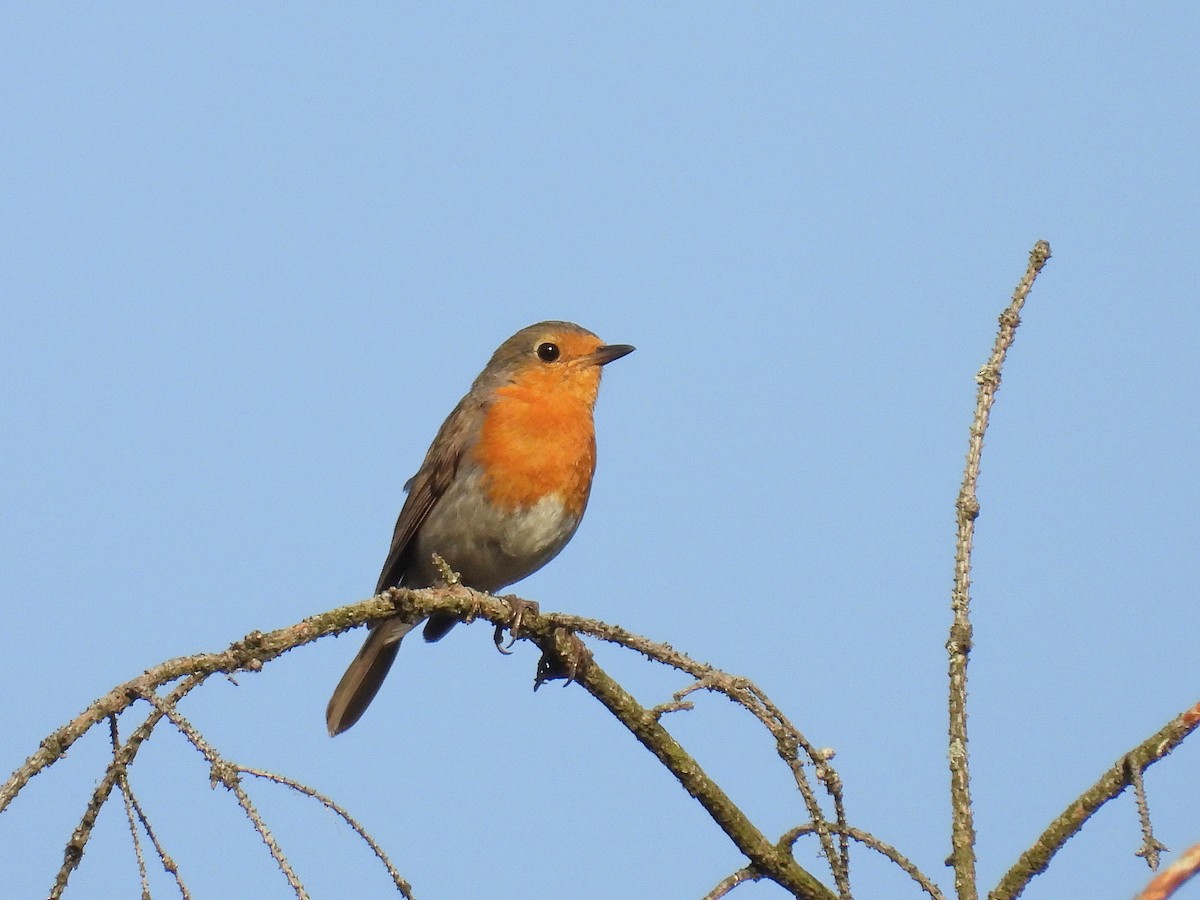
326,321,634,735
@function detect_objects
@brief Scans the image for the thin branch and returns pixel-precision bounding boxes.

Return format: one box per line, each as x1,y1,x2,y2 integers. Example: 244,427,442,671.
740,682,849,894
1129,756,1168,869
237,767,413,899
48,676,205,897
649,669,847,885
138,691,310,900
533,627,836,899
948,240,1052,900
783,823,945,900
541,612,850,888
127,789,191,899
702,865,760,899
111,717,151,900
990,698,1200,900
110,706,193,898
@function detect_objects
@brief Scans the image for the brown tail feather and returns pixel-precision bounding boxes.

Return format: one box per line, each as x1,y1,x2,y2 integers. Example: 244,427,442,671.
326,617,416,735
421,612,459,642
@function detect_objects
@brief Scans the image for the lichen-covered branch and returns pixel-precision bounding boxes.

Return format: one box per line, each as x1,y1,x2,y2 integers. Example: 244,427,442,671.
3,588,423,813
140,691,309,898
238,767,413,899
991,698,1200,900
4,586,852,897
948,240,1052,900
782,823,946,900
529,626,836,899
544,613,849,888
48,675,204,895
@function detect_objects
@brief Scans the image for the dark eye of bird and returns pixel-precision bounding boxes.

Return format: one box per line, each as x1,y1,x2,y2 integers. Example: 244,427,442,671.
536,342,561,362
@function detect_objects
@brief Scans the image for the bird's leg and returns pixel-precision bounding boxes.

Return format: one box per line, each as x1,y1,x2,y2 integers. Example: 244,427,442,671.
492,595,540,654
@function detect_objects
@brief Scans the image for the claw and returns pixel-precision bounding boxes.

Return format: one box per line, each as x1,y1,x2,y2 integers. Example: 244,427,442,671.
509,601,528,634
493,624,514,655
492,596,540,655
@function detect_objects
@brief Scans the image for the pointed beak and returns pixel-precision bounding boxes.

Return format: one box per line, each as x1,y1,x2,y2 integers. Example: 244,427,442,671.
590,343,636,366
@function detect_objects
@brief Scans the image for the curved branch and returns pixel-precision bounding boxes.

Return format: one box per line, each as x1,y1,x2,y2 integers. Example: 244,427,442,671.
545,612,849,887
140,691,308,898
2,586,880,899
783,823,945,900
238,767,413,899
2,589,418,812
48,675,205,895
529,627,836,899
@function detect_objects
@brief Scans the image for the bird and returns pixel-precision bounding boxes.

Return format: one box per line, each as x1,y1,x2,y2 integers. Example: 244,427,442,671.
326,321,634,735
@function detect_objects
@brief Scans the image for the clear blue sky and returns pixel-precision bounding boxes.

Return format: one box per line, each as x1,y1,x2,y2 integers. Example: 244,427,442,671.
3,5,1198,898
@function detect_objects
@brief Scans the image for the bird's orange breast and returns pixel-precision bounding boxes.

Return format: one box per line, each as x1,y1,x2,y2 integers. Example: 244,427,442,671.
472,364,601,519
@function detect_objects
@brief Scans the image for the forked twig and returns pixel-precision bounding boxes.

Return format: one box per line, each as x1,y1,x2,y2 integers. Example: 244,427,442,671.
138,690,310,900
237,767,414,899
1128,756,1168,869
111,716,150,899
126,788,191,899
541,612,849,891
48,676,206,898
534,626,837,899
783,823,946,900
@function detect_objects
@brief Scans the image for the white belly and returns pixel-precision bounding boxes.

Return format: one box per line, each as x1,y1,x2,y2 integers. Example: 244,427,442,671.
408,466,584,592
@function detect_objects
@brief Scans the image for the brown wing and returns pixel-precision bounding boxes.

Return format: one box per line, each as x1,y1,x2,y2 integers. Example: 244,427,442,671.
373,392,482,593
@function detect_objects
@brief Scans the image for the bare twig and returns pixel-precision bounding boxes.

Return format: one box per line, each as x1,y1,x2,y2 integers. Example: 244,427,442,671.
702,865,759,898
111,717,151,900
138,691,310,899
237,767,414,899
48,676,205,897
533,627,836,899
110,704,194,897
740,681,849,895
783,823,946,900
1128,756,1168,869
542,612,850,888
650,676,712,718
948,240,1052,900
127,789,191,899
